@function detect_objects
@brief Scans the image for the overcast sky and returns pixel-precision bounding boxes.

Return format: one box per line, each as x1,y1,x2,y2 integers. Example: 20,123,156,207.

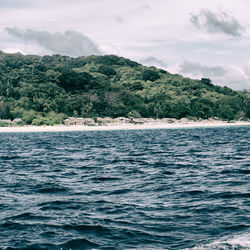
1,0,250,90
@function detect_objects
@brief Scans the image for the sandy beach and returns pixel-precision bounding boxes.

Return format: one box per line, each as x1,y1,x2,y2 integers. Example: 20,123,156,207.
0,121,249,133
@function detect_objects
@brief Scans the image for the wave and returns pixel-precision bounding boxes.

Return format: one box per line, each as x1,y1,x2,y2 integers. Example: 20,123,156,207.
59,238,100,249
186,233,250,249
220,169,250,175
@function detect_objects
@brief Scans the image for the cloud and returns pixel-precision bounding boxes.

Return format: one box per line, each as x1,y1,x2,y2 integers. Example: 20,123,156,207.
0,0,33,8
2,48,25,54
115,16,124,23
178,61,250,90
179,61,227,77
130,3,150,13
190,9,245,37
139,56,167,68
243,61,250,75
5,27,101,57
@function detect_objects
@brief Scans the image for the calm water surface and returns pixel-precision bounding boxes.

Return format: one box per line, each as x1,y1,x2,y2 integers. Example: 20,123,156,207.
0,126,249,249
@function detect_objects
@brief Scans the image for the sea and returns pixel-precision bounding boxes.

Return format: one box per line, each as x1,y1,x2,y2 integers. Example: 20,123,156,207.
0,126,249,250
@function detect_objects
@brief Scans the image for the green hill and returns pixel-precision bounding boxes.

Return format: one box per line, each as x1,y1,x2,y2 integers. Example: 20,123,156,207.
0,51,249,125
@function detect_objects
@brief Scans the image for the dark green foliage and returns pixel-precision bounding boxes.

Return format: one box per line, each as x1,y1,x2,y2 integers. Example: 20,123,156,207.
0,101,11,119
98,65,116,77
142,69,160,82
190,98,213,119
90,55,139,67
124,80,144,91
0,51,249,125
31,112,67,125
216,96,243,120
201,78,213,86
58,69,96,92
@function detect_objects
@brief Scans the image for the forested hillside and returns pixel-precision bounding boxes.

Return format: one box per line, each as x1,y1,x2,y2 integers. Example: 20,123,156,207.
0,51,249,125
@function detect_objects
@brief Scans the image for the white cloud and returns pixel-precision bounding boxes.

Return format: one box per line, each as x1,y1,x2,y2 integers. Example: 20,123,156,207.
243,61,250,75
179,61,227,77
190,9,245,37
2,48,25,54
177,61,250,90
5,28,101,57
139,56,167,68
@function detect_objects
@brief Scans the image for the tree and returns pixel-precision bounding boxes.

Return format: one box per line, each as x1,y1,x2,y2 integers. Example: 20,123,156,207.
0,51,248,123
201,78,213,86
0,101,11,119
142,69,160,82
58,69,97,92
128,110,142,118
98,65,116,77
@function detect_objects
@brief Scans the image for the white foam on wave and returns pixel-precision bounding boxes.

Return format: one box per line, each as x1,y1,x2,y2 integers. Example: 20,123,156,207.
185,233,250,249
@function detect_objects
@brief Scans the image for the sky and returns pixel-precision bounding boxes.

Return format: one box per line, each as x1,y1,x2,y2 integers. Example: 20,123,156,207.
1,0,250,90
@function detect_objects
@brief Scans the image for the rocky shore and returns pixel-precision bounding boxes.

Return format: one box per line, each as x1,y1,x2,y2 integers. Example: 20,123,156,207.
63,116,243,126
0,116,249,128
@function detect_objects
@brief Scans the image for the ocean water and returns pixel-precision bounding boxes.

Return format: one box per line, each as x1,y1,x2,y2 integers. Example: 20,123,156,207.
0,126,249,250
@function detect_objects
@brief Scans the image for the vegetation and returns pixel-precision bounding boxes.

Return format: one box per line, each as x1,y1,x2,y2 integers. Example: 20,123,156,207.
0,51,249,125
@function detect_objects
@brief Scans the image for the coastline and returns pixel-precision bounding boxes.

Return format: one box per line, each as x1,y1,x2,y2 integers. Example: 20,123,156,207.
0,121,249,133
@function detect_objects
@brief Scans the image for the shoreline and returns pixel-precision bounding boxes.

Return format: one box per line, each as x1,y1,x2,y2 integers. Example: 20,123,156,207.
0,121,249,133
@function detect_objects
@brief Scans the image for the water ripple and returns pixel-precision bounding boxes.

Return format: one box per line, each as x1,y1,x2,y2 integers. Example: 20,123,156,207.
0,127,249,249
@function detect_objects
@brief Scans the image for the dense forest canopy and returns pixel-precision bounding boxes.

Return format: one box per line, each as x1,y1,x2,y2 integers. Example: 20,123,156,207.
0,51,249,125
